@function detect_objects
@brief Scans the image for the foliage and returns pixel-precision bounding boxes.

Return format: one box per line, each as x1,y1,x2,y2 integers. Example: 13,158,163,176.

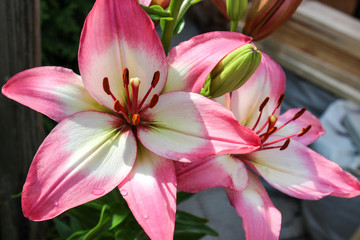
47,190,217,240
41,0,95,71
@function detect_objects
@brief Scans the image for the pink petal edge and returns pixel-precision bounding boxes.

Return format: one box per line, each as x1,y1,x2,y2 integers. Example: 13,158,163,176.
176,154,248,192
245,142,360,200
118,146,176,240
22,111,137,220
164,31,252,93
2,66,105,122
226,171,281,240
275,108,325,146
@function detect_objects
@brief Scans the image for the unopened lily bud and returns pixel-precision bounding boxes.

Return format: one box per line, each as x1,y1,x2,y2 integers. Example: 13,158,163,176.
226,0,248,22
243,0,302,41
200,44,262,99
150,0,170,9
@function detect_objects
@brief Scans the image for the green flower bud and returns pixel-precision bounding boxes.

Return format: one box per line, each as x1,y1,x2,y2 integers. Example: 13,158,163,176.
200,44,261,99
226,0,248,22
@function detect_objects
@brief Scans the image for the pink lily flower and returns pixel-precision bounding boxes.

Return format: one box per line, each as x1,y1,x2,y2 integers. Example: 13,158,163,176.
176,53,360,239
1,0,261,239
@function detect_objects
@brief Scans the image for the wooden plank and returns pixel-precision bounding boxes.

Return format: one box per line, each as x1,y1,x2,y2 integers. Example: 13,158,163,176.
317,0,358,15
256,0,360,104
291,1,360,59
258,39,360,104
0,0,45,239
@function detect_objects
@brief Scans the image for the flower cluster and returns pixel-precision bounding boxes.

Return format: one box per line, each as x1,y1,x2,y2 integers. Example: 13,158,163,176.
2,0,360,239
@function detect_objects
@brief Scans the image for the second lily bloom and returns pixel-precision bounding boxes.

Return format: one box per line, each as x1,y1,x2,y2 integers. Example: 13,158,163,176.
176,52,360,240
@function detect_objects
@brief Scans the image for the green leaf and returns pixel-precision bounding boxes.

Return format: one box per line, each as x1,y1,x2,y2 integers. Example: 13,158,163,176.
175,211,218,237
177,191,194,204
141,5,171,17
173,18,185,35
191,0,202,4
81,203,129,240
141,4,174,21
53,218,72,238
66,229,88,240
10,192,22,199
83,204,112,240
174,232,206,240
109,205,129,230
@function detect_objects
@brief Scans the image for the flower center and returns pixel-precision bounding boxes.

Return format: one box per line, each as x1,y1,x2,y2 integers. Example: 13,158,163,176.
102,68,160,126
252,94,312,151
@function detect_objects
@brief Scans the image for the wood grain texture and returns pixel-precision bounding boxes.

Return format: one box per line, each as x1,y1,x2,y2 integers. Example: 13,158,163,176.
0,0,45,239
256,1,360,104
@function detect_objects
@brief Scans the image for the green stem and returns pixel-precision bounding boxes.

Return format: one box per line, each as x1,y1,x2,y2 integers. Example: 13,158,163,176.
161,0,184,55
230,20,239,32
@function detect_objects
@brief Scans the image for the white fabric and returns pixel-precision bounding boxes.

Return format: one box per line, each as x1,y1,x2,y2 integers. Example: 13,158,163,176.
303,100,360,240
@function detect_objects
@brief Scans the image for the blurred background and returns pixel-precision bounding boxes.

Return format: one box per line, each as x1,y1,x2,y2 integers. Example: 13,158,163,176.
1,0,359,239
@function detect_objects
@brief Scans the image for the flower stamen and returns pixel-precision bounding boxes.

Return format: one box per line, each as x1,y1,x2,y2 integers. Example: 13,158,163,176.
104,69,161,126
132,114,141,126
280,139,290,151
123,68,132,111
252,97,269,131
137,71,160,111
298,125,312,137
103,77,116,101
275,107,306,133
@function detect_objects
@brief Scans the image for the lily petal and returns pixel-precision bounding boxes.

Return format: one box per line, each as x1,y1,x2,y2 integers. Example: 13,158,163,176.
230,53,285,130
176,155,248,192
138,92,261,161
245,142,360,200
118,146,176,240
226,171,281,240
164,32,252,93
275,108,326,146
22,111,137,220
78,0,167,110
1,66,105,122
139,0,151,7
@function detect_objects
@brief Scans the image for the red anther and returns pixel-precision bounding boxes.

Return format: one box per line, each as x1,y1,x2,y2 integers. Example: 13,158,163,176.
267,126,277,135
114,100,122,112
151,71,160,88
280,139,290,151
293,108,306,121
132,114,140,126
253,97,270,131
103,77,111,95
149,94,159,108
277,94,285,109
298,125,312,137
259,97,270,111
123,68,129,87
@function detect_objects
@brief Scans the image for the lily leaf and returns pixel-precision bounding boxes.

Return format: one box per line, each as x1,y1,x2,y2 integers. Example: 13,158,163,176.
141,5,173,21
175,211,218,237
83,203,128,240
177,191,194,204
